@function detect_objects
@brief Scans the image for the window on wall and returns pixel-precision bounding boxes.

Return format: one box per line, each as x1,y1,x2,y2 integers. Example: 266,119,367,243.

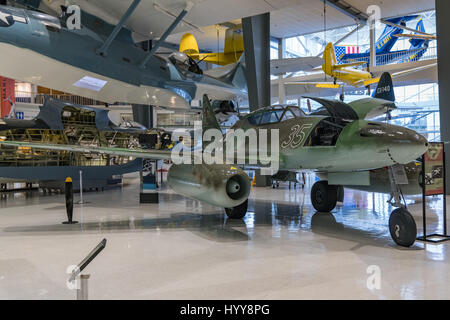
389,83,440,142
270,40,279,60
278,9,439,142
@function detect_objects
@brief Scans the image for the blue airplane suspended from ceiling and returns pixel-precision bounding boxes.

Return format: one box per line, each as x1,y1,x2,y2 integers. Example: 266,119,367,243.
336,16,431,66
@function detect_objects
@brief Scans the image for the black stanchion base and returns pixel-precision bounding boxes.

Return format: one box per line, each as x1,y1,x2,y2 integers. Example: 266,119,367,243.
417,234,450,243
62,221,79,225
140,193,159,204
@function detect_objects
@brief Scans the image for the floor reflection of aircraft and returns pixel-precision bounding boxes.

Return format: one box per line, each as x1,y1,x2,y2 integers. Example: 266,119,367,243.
0,89,429,247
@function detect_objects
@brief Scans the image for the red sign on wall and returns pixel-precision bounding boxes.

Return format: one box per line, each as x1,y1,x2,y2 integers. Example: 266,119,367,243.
0,77,15,118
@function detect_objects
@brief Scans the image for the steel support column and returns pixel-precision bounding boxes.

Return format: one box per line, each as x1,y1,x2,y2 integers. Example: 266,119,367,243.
369,20,376,68
96,0,141,56
132,105,154,129
436,0,450,194
278,37,286,104
242,12,271,111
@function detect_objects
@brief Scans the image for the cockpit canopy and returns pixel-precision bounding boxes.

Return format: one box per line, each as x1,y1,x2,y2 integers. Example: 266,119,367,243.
239,105,306,127
28,10,62,30
168,52,203,75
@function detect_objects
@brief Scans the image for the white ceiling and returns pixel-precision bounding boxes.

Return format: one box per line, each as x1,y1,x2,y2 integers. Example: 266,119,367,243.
166,0,435,52
44,0,435,52
270,0,436,38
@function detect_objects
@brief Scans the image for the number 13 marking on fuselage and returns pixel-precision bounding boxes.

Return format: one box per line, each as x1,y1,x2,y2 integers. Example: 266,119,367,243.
281,124,313,149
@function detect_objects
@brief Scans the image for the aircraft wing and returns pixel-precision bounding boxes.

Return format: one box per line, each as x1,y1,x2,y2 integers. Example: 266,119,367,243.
284,82,342,89
393,34,437,40
392,62,437,78
271,57,324,75
354,62,438,87
0,141,174,160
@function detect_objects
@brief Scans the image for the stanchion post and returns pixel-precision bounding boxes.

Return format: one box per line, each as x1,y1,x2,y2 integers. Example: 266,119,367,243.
63,177,78,224
422,154,427,239
77,274,90,300
443,149,447,235
79,170,84,204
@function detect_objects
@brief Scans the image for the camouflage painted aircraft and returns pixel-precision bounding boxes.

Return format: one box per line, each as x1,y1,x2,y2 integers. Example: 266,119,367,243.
0,80,429,247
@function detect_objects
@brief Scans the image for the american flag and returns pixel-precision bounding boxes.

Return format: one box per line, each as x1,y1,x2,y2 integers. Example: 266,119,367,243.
335,45,360,61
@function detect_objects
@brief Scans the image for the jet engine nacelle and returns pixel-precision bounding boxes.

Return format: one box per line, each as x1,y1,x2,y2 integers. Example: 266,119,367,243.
167,164,250,209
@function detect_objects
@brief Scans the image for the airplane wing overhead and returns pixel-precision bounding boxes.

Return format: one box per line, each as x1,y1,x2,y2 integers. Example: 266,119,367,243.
394,34,437,40
43,0,299,41
271,57,324,75
285,82,342,89
0,141,174,160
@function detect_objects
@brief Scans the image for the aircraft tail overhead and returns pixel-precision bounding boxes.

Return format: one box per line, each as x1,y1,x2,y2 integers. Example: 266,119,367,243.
322,43,337,75
180,33,200,55
224,25,244,54
373,72,395,102
202,94,221,133
416,17,425,33
409,17,426,48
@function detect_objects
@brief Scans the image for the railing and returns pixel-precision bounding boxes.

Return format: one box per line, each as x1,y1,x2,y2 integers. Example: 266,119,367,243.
338,46,437,67
14,92,106,106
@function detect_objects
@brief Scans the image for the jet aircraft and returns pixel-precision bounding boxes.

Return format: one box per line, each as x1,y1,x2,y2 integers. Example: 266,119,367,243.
0,84,429,247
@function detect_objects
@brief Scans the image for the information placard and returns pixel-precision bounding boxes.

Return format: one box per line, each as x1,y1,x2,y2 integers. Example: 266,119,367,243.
424,142,445,196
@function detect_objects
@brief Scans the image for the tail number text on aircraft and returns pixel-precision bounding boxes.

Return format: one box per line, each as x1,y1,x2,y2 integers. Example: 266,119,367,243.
281,124,313,149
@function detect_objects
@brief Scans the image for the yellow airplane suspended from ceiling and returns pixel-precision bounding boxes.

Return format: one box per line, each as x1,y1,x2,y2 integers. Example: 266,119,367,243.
321,42,379,87
180,25,244,66
288,42,437,94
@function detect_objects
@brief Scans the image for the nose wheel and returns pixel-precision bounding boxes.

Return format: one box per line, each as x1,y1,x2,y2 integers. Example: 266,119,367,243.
389,208,417,247
387,166,417,247
311,181,338,212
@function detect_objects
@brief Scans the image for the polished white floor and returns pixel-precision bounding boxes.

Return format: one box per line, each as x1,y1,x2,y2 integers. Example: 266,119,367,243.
0,174,448,300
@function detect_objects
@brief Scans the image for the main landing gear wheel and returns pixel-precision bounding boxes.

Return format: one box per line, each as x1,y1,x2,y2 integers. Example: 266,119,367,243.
225,199,248,219
311,181,338,212
389,207,417,247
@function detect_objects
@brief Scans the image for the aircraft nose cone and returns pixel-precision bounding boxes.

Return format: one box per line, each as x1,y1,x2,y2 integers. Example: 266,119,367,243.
389,129,429,164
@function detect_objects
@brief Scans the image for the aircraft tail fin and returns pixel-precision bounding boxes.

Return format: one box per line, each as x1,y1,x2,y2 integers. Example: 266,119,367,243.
202,94,221,133
416,17,425,33
372,72,395,102
322,43,337,75
409,17,427,48
180,33,200,55
203,54,247,92
201,94,221,151
224,24,244,55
